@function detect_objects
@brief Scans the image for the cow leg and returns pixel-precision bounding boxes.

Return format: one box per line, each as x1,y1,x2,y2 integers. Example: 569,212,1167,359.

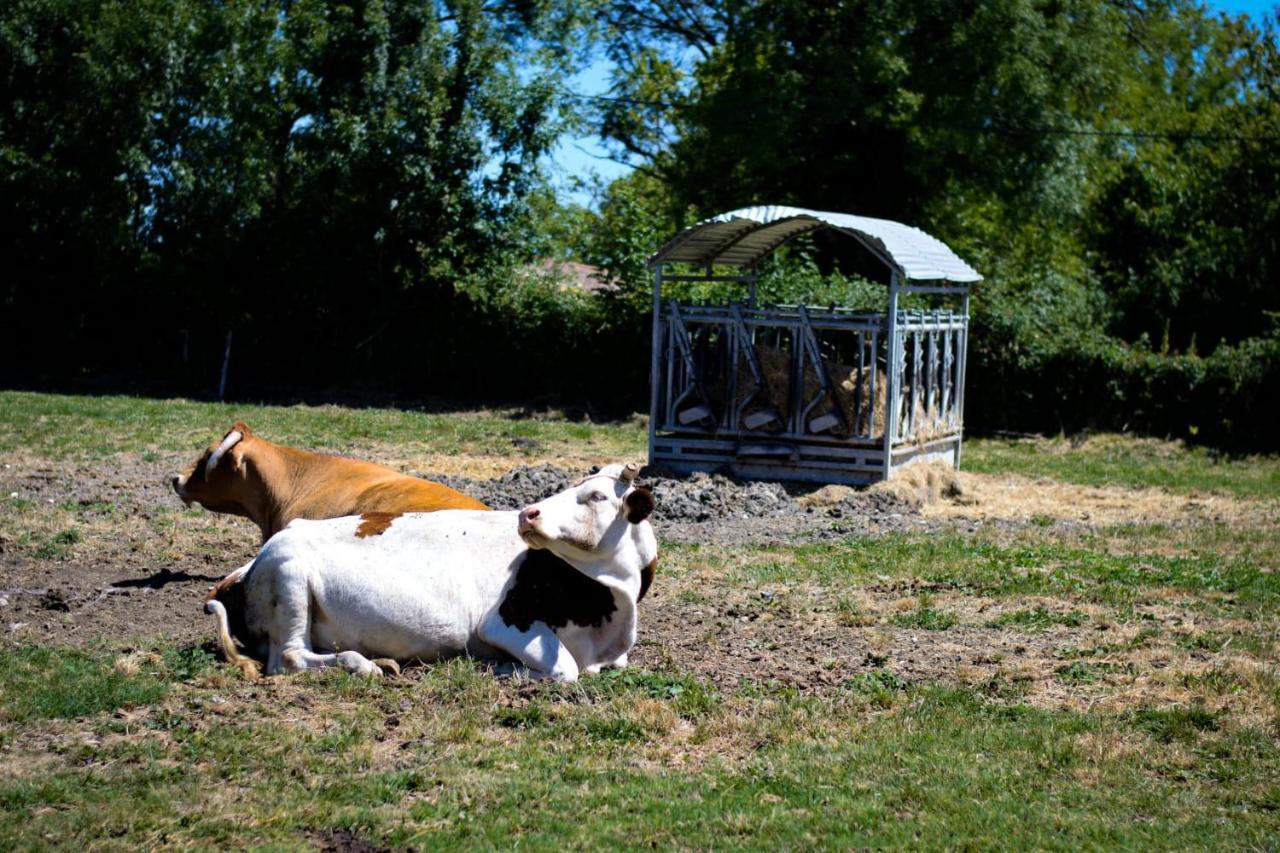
478,614,580,682
278,648,382,678
256,559,380,678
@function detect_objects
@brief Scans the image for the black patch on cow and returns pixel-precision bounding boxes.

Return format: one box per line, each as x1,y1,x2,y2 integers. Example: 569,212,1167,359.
498,549,617,632
624,486,655,523
638,557,656,603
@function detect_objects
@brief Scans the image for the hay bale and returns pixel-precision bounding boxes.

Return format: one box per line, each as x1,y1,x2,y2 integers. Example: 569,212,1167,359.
750,345,888,437
705,338,957,441
868,460,965,507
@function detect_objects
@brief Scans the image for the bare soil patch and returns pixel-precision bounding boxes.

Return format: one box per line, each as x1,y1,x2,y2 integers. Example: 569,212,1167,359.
1,450,1275,722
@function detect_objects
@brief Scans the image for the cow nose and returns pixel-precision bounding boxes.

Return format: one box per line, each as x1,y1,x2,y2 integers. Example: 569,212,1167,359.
518,506,540,531
171,475,184,494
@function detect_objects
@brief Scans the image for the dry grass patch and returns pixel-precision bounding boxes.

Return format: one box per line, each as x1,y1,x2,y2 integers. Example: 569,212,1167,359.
927,471,1276,526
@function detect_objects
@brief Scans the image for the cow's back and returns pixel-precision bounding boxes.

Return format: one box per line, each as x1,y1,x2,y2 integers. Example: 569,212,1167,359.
282,453,488,527
245,510,523,661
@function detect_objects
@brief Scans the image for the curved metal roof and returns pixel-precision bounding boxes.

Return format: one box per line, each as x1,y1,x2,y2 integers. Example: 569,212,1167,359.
649,205,981,284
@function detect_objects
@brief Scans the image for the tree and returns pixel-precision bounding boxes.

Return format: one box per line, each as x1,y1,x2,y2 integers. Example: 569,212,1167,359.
1,0,584,390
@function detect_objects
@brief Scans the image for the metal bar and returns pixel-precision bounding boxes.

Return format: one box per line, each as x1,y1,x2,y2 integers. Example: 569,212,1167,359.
930,329,939,428
670,318,680,427
788,327,803,434
667,301,714,429
882,276,901,480
949,327,959,428
658,274,758,283
648,267,663,463
897,285,972,294
941,328,953,428
796,304,845,434
726,310,740,431
675,311,886,334
729,302,780,432
855,328,866,438
868,330,878,441
954,293,970,469
909,328,921,440
831,226,903,278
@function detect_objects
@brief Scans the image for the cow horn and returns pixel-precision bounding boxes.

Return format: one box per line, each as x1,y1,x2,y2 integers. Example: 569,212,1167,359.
621,462,639,482
205,430,244,477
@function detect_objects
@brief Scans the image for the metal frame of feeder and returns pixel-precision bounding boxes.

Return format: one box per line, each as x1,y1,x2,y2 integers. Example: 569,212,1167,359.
646,206,981,486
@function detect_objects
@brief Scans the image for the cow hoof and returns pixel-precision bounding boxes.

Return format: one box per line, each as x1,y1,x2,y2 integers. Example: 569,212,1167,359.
372,658,401,677
336,651,382,678
236,659,263,680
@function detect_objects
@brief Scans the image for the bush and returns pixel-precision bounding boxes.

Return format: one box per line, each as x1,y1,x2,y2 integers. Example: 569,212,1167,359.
966,313,1280,451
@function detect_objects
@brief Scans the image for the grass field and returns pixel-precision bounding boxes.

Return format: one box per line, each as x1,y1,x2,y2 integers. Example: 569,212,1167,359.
1,391,1278,848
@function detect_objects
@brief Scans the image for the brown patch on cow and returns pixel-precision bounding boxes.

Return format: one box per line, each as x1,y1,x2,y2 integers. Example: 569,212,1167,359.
638,557,657,603
625,486,655,524
355,512,400,538
498,550,618,632
205,569,244,603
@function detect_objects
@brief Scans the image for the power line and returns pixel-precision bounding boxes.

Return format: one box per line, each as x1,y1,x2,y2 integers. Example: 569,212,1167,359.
980,125,1280,144
556,86,1280,144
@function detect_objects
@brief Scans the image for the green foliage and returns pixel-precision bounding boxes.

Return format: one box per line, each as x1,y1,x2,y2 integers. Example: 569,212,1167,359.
2,0,1278,440
968,317,1280,449
589,0,1280,444
0,0,584,399
161,645,216,682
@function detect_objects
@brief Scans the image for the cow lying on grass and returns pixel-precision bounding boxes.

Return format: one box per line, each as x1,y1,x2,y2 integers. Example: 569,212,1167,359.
176,422,489,649
173,421,488,542
206,463,658,681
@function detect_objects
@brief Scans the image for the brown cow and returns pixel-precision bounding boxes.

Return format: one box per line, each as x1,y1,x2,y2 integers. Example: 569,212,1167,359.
175,422,489,677
172,421,487,541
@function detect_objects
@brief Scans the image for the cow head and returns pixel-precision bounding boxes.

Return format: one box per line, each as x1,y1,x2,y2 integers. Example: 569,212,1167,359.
517,463,657,572
171,423,255,518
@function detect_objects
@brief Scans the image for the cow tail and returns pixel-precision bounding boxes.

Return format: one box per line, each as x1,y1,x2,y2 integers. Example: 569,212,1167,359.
205,598,262,679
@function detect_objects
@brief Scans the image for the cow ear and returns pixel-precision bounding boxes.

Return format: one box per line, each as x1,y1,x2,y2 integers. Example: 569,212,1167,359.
624,486,655,524
229,443,249,474
230,421,253,439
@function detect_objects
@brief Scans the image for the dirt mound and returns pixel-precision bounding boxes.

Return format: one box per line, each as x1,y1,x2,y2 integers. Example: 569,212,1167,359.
427,464,573,511
426,464,919,529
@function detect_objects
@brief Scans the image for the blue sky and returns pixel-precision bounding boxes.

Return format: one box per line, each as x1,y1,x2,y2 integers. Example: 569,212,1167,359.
546,0,1278,208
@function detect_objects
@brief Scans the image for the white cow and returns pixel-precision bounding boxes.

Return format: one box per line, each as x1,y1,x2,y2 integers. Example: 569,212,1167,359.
206,463,658,681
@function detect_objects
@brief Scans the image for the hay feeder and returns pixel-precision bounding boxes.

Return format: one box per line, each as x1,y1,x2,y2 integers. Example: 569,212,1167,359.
647,206,981,485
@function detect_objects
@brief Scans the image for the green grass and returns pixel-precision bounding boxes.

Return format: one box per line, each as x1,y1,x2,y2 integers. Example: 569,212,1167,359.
988,606,1088,632
0,390,645,461
965,434,1280,500
687,524,1280,610
0,647,169,722
5,392,1276,501
0,652,1276,848
2,391,1278,846
888,594,958,630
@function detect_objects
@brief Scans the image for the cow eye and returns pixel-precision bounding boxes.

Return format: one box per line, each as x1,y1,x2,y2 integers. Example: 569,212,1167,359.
589,491,608,502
